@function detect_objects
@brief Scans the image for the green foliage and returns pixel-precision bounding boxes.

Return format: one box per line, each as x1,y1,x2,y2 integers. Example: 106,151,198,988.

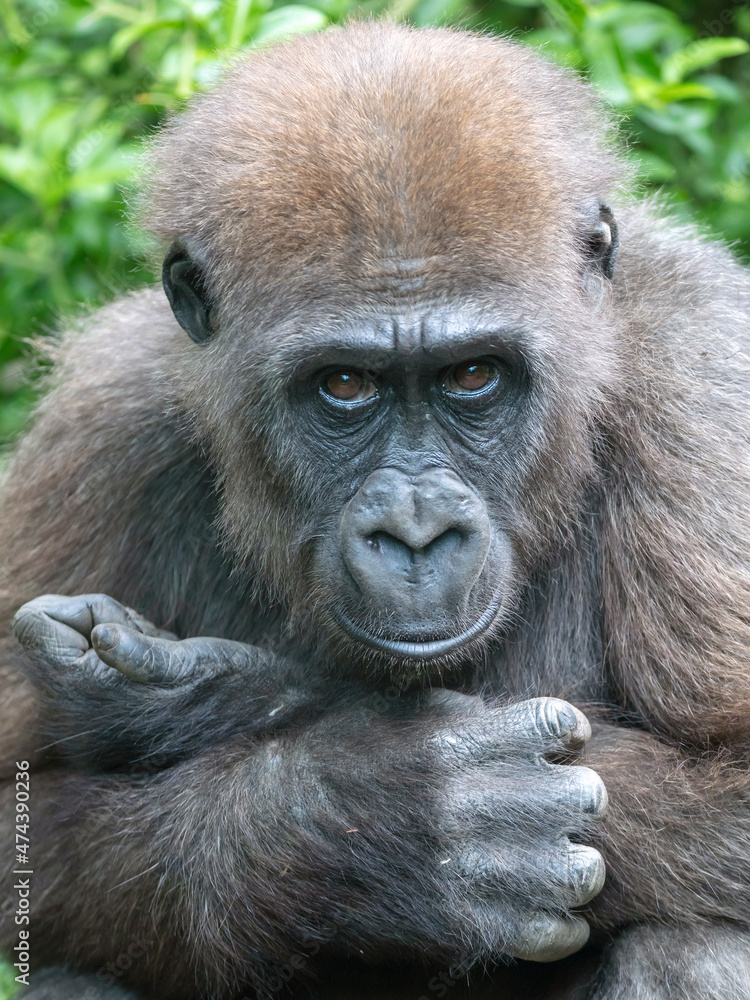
0,0,748,447
0,961,18,999
519,1,750,243
0,0,748,991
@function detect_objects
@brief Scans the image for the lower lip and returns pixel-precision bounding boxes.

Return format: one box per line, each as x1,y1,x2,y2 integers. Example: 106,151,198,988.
332,597,504,660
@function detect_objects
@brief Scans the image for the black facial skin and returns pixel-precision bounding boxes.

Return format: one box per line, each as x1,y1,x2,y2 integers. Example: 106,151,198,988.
298,325,527,659
164,246,570,669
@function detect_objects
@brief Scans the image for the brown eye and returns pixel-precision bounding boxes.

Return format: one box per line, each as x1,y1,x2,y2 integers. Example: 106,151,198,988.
322,370,378,403
443,359,499,395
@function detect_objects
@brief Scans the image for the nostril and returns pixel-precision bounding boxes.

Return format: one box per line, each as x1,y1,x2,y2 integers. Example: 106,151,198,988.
425,528,463,559
365,527,464,558
366,530,409,555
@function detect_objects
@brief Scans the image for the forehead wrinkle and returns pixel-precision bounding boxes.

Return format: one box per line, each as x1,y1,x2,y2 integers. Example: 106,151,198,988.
272,318,533,380
262,289,544,372
391,315,427,353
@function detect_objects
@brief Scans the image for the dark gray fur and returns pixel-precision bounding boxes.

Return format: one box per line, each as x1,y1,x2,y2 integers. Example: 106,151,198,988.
1,22,750,1000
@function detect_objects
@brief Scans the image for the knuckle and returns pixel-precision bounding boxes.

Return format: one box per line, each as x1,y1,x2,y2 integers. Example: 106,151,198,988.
563,844,606,904
12,604,35,628
510,912,590,963
439,773,491,829
430,726,479,766
12,599,61,642
13,595,57,626
569,766,608,818
11,609,38,644
450,845,493,879
506,698,591,749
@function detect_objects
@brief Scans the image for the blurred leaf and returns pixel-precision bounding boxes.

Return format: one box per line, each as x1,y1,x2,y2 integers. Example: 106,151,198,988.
0,953,20,997
0,82,56,134
583,28,631,106
626,76,715,106
253,5,328,45
86,1,144,25
0,146,51,199
0,0,30,45
662,38,749,85
695,73,741,103
110,19,186,60
538,0,586,31
229,0,256,47
630,148,675,181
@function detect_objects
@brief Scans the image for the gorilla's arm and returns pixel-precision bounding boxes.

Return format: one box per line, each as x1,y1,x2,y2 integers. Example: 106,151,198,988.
10,597,750,991
1,692,606,998
583,722,750,934
4,698,749,1000
12,594,334,771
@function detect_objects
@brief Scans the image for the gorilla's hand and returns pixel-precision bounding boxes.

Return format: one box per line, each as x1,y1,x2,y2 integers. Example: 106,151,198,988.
428,692,606,961
282,691,606,965
13,593,311,769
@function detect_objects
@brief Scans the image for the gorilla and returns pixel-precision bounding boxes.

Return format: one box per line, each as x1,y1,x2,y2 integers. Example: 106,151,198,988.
1,21,750,1000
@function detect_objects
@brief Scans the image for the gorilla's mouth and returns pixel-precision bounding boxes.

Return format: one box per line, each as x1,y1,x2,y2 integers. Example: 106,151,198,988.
332,596,504,660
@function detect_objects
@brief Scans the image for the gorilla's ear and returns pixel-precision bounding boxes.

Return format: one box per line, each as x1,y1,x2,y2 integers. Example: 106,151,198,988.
162,242,215,344
581,204,619,280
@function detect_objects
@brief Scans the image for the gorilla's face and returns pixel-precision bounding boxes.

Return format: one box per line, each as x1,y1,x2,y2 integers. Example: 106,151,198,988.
155,19,620,675
254,293,599,671
164,240,613,673
299,314,527,662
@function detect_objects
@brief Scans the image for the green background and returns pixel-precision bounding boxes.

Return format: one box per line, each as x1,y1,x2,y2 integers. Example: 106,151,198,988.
1,0,750,992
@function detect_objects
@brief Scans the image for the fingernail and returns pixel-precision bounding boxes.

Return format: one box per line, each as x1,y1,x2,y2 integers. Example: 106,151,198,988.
94,626,119,651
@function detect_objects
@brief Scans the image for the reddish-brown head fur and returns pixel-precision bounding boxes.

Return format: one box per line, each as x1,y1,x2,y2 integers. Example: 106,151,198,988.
143,23,623,317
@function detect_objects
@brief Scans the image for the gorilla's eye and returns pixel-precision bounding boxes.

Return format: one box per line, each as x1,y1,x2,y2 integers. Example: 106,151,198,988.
321,370,378,403
443,359,499,395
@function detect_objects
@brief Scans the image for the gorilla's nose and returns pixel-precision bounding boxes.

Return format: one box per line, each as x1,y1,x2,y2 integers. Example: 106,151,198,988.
340,468,491,625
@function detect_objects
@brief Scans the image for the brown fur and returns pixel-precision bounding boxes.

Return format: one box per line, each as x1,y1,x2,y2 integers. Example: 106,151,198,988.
2,21,750,1000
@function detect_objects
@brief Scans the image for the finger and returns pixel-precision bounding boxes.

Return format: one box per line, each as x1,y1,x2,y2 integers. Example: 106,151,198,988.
50,595,175,641
452,839,605,910
509,911,590,963
438,698,592,765
29,594,136,638
548,843,606,909
546,765,609,820
15,593,173,642
91,628,244,685
91,625,186,684
13,600,90,667
496,698,592,756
